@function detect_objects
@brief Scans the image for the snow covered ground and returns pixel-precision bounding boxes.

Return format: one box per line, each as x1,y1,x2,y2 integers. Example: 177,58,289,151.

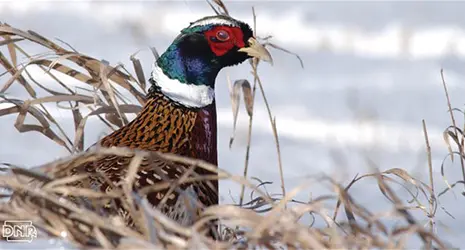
1,0,465,248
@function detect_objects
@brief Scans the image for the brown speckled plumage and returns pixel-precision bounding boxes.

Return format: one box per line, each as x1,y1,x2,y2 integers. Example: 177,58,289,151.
53,89,219,231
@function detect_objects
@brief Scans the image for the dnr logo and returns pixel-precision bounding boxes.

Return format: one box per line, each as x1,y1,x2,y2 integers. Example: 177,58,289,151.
2,221,37,242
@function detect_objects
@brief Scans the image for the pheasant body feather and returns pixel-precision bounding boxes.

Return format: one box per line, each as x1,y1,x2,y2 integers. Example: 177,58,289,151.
60,89,219,219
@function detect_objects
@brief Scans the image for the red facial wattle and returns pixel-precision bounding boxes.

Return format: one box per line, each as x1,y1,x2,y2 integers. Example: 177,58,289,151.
204,26,245,56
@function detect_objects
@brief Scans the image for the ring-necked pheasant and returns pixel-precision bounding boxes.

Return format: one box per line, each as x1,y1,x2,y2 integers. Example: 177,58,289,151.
44,15,272,237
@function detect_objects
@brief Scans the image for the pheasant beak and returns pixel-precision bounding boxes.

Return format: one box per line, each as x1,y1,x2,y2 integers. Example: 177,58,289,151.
239,37,273,65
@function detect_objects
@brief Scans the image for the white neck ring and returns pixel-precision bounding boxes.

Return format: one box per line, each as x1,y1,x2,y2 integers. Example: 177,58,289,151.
151,63,215,108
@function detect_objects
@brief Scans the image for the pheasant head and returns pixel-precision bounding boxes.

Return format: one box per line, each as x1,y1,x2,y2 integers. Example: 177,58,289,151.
151,15,273,108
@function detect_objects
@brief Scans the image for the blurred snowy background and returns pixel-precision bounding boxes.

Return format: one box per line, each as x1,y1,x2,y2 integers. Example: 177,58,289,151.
1,0,465,248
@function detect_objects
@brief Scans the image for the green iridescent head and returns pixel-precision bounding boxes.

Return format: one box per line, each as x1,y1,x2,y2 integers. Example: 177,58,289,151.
154,15,272,87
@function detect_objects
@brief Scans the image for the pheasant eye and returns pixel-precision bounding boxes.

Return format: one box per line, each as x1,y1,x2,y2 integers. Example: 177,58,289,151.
216,30,230,41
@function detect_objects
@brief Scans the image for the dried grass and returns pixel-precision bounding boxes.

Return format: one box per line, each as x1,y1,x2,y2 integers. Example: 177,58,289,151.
0,147,450,249
0,1,459,249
